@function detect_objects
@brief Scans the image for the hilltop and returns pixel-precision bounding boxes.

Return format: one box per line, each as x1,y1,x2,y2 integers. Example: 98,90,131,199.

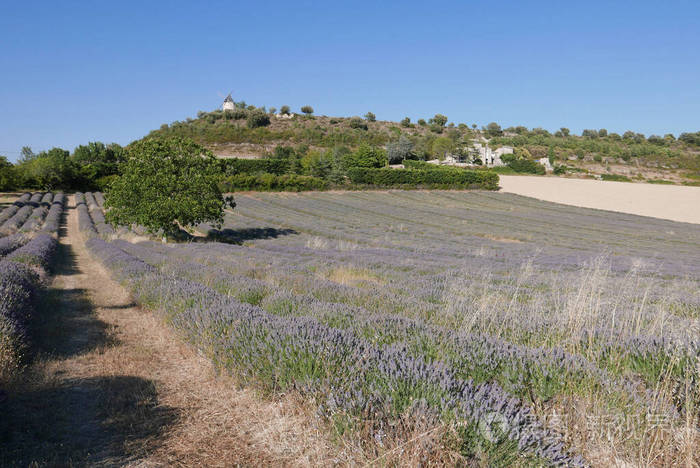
144,102,700,185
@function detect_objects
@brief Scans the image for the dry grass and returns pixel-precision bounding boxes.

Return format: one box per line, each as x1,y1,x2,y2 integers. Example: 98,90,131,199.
325,266,384,287
441,257,700,466
2,199,368,466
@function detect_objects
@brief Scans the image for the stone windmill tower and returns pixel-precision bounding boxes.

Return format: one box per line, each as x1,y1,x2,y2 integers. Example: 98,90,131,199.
222,93,235,111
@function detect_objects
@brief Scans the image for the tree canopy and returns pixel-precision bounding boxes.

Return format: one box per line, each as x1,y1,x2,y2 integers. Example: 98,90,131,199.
104,137,234,237
343,144,387,169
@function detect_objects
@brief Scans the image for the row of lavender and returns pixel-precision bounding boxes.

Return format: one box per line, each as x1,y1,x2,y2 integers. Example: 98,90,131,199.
200,191,699,464
85,191,699,463
81,226,584,465
220,192,700,346
0,193,63,388
109,230,696,465
0,192,65,257
75,192,112,237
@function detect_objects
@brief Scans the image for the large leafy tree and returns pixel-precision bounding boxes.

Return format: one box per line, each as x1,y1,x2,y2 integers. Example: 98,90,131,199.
0,156,17,191
19,147,75,189
72,141,124,180
105,137,234,237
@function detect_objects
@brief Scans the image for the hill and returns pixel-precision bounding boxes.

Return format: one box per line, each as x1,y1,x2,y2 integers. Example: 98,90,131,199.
144,103,700,185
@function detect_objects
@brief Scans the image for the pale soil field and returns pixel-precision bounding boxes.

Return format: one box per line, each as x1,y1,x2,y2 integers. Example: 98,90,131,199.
499,175,700,224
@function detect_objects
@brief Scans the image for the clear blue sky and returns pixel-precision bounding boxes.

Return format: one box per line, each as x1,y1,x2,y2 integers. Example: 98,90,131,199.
1,0,699,161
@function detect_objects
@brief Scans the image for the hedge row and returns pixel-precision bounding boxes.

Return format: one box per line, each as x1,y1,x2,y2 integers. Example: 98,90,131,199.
220,173,329,192
347,167,499,190
402,159,438,169
221,158,289,176
506,159,546,175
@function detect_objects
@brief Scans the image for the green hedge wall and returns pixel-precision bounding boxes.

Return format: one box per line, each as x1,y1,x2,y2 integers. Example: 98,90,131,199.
346,167,499,190
221,158,289,175
402,159,437,169
220,173,328,192
506,159,546,175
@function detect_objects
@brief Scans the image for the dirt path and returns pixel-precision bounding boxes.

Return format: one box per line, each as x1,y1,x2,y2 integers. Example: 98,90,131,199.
499,175,700,224
1,198,350,466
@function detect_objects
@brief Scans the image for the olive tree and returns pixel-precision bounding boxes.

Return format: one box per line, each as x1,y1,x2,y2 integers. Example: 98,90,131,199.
430,114,448,127
387,136,416,164
105,137,234,238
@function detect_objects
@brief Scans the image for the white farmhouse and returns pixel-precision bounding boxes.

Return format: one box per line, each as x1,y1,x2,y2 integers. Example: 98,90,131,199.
472,140,513,167
537,157,553,171
222,94,235,111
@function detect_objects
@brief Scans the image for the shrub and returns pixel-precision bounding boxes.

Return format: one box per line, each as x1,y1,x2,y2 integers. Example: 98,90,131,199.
301,105,314,116
507,159,546,175
220,173,328,192
222,158,290,175
364,112,376,122
402,160,435,169
348,117,368,130
601,174,632,182
247,110,271,128
343,144,387,168
280,105,291,115
500,153,517,164
400,117,411,127
346,167,499,190
429,124,444,134
228,108,247,120
417,119,427,126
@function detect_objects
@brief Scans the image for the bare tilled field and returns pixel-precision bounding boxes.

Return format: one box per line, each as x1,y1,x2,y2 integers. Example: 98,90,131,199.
499,175,700,224
2,190,699,466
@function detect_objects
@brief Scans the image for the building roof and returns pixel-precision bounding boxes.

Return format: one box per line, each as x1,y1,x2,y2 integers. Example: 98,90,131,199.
223,93,234,103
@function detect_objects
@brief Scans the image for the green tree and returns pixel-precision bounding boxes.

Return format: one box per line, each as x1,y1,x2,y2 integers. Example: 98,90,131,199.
72,141,124,180
247,109,271,128
0,156,17,191
280,105,291,115
343,144,387,169
19,147,75,189
364,112,376,122
430,114,448,127
105,137,234,238
19,146,35,163
300,105,314,116
387,136,415,164
348,117,368,130
400,117,411,127
431,137,453,159
485,122,502,137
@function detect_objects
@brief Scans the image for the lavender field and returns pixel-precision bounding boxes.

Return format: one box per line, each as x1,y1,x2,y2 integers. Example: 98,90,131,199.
0,192,62,388
82,191,699,465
